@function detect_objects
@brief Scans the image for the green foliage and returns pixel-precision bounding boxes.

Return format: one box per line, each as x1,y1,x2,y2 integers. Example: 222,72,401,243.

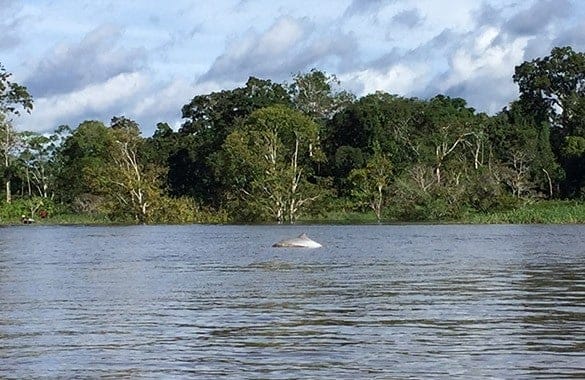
86,119,167,224
390,175,467,222
177,77,292,205
289,69,354,122
332,145,365,196
470,201,585,224
514,46,585,129
465,168,519,213
53,120,112,203
4,54,585,225
0,199,29,221
149,196,228,224
0,62,33,115
348,143,392,221
562,136,585,158
513,46,585,196
0,63,34,204
0,196,63,222
220,105,324,222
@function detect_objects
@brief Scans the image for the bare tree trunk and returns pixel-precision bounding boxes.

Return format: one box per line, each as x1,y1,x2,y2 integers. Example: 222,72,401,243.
5,180,10,204
474,141,481,169
3,140,10,203
288,137,300,224
25,167,32,196
2,123,13,203
434,134,471,185
435,165,442,185
374,184,383,222
542,168,553,198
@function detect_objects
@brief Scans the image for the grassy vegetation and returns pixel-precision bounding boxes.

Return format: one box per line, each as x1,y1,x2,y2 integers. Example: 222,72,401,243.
35,213,113,225
2,199,584,226
0,212,112,226
0,197,111,226
303,200,585,225
301,210,380,224
467,200,585,224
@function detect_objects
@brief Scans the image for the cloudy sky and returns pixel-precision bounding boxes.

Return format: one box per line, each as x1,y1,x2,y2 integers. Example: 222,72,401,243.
2,0,584,135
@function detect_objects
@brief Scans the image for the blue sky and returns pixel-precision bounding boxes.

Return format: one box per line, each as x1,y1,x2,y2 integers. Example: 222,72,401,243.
2,0,584,135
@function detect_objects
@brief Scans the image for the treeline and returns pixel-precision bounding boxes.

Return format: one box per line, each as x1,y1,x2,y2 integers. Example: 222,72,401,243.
1,46,584,224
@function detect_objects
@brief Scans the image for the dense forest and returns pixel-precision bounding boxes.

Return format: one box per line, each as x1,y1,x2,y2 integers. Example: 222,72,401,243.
1,46,584,224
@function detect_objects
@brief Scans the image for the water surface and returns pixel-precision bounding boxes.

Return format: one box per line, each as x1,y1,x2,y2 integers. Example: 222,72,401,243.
1,224,584,378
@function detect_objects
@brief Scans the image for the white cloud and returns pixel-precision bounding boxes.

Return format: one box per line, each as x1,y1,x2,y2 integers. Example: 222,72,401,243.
4,0,585,133
133,80,188,117
436,34,530,113
442,33,521,89
199,16,311,82
199,15,357,84
475,27,499,52
342,64,428,96
24,24,147,98
21,72,148,132
257,17,305,55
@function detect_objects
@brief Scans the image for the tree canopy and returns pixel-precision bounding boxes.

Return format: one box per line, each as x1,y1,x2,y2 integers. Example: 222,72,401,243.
2,48,585,224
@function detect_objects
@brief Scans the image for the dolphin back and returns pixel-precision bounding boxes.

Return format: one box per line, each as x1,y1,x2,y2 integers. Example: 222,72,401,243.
273,233,322,248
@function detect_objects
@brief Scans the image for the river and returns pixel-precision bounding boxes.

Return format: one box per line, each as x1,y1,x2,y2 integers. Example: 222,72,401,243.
1,224,584,378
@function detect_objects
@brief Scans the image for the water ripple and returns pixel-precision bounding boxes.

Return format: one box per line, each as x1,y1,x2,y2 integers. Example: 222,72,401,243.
0,224,584,378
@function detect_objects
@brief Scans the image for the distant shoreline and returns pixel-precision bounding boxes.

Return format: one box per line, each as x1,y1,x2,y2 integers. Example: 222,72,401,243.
2,200,584,226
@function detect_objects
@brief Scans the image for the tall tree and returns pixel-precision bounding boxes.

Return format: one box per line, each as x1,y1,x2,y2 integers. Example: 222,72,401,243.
18,129,64,198
0,63,33,203
142,122,181,192
489,101,561,198
289,69,354,122
53,120,112,208
220,105,323,223
513,46,585,132
177,77,291,205
88,117,164,223
422,95,477,186
348,142,393,221
513,46,585,196
324,92,425,168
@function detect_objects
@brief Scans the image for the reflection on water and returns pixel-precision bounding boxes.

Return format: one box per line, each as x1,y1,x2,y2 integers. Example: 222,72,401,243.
0,224,584,378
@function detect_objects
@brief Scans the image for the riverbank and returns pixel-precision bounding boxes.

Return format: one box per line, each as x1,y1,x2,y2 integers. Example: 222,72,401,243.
2,200,584,226
467,200,585,224
0,213,112,226
307,200,585,225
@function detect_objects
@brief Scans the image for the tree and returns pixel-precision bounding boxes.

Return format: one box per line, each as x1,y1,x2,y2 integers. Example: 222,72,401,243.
53,120,112,208
143,122,176,166
0,64,33,116
56,117,209,224
559,95,585,196
514,46,585,131
289,69,354,122
0,114,19,203
421,95,477,186
513,46,585,196
87,117,166,223
488,100,562,198
177,77,291,205
324,93,425,169
18,131,59,198
348,142,392,221
332,145,365,196
142,122,182,193
0,63,33,203
220,105,323,223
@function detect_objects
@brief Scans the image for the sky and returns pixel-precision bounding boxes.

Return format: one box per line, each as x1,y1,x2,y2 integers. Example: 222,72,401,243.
2,0,585,135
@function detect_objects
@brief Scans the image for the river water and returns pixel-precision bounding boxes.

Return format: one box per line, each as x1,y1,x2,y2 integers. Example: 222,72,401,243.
0,224,584,378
